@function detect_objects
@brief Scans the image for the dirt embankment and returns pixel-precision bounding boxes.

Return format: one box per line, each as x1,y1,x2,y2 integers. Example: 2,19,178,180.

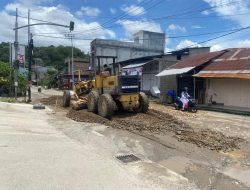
41,96,244,152
40,96,63,107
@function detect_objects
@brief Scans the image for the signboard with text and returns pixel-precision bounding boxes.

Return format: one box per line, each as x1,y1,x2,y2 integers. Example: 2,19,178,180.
122,67,142,76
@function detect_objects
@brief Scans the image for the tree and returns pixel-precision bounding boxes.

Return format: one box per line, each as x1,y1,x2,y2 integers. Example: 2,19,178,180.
38,67,57,89
17,73,28,94
0,42,89,73
0,61,28,96
0,61,12,94
0,42,10,63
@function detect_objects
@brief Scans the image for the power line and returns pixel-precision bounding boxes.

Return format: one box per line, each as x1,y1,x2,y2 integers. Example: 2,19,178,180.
170,25,250,52
33,26,250,43
32,25,250,52
70,0,245,35
153,12,250,21
18,14,53,23
18,0,244,37
73,0,165,35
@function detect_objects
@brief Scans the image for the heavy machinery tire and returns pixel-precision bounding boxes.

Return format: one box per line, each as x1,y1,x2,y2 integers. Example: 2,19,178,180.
135,92,149,113
98,94,114,119
87,90,99,113
62,90,70,107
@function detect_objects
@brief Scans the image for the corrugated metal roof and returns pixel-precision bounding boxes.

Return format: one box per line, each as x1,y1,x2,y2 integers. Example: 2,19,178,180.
190,48,250,79
122,60,156,69
194,73,250,79
169,51,225,69
122,62,147,69
202,49,250,71
216,48,250,60
156,67,194,77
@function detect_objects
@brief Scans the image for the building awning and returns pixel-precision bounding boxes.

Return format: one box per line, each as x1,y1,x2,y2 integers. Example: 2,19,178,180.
156,67,194,77
122,61,151,69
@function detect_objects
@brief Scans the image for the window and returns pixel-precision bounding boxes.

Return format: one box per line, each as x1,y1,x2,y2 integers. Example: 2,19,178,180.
177,55,182,60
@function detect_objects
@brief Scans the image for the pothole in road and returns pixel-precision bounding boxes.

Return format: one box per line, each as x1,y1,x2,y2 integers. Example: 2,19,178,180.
116,154,141,163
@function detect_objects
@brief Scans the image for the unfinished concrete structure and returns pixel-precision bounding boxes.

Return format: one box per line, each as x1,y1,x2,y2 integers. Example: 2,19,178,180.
90,30,165,69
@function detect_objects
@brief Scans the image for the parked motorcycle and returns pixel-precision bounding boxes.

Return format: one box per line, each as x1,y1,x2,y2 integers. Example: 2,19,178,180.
174,97,198,113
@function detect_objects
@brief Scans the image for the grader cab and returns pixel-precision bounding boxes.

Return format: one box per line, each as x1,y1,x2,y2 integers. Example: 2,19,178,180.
62,56,149,119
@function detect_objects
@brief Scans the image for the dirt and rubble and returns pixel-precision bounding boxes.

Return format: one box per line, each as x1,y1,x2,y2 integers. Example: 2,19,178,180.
40,95,64,107
41,96,244,152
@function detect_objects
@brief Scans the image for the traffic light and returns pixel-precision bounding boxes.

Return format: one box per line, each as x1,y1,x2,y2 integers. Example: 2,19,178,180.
70,21,74,31
13,60,20,69
29,39,34,50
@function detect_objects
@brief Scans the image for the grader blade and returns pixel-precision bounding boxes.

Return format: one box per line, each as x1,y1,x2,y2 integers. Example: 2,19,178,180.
72,98,87,110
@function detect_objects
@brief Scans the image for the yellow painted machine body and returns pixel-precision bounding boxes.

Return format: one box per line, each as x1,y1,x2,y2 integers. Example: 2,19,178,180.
93,72,140,110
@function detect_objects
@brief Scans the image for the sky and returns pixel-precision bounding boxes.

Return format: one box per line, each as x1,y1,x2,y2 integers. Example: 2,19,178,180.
0,0,250,53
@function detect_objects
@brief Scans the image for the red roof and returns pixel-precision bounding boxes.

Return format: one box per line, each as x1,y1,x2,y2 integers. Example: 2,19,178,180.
169,51,225,69
202,48,250,71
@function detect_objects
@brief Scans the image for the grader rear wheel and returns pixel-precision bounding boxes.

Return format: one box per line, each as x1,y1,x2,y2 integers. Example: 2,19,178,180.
87,90,99,113
134,92,149,113
98,94,114,119
62,90,71,107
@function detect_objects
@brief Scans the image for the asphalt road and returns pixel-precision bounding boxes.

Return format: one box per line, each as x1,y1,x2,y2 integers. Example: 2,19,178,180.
0,101,197,190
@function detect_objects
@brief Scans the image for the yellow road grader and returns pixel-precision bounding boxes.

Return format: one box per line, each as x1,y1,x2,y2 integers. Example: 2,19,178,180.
62,56,149,119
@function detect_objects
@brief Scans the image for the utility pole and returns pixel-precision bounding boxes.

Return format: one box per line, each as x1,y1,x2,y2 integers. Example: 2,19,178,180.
14,8,18,100
27,9,32,102
13,11,75,96
28,33,33,102
28,9,30,45
9,42,12,96
65,33,75,89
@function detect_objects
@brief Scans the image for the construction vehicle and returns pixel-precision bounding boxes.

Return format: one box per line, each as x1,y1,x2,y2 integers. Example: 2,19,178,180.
62,56,149,119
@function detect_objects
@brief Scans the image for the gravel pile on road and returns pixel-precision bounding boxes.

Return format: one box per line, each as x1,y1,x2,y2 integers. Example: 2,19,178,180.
175,129,243,152
39,96,243,152
66,109,182,133
66,108,243,152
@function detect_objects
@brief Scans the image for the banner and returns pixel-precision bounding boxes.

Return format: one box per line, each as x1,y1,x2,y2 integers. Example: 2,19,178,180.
11,43,26,68
122,67,142,76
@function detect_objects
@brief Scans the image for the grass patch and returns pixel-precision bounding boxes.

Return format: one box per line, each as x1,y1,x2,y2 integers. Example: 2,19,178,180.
0,97,17,103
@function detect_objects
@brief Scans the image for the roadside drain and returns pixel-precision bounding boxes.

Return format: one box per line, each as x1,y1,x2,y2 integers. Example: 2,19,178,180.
116,154,141,163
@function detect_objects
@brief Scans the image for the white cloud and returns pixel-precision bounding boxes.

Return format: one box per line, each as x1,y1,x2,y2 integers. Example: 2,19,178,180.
201,10,210,15
17,0,55,6
192,25,205,29
176,39,201,50
164,47,173,53
121,5,145,16
2,2,115,52
210,39,250,52
237,39,250,47
117,19,162,37
75,6,101,17
167,24,186,33
110,8,116,14
202,0,250,27
210,44,223,52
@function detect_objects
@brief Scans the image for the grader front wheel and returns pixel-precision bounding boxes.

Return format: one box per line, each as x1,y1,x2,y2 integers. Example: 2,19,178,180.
98,94,114,119
135,92,149,113
62,90,71,107
87,90,99,113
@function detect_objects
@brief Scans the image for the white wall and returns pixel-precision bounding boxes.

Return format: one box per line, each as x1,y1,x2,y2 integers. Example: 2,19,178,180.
142,73,159,91
209,78,250,108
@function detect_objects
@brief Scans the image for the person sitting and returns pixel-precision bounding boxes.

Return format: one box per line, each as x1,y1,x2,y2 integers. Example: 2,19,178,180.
103,64,112,75
180,87,190,111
